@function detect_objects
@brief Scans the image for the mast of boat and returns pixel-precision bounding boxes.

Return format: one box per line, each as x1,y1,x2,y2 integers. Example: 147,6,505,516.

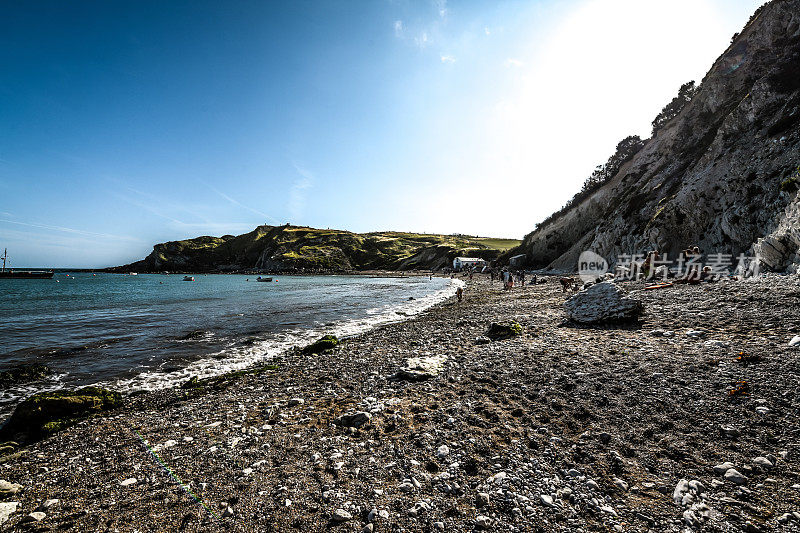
1,248,6,272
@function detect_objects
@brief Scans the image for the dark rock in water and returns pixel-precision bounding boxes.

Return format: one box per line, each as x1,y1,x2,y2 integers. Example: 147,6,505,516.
177,330,210,341
301,335,339,355
0,363,51,390
0,387,122,442
486,322,523,340
564,282,643,324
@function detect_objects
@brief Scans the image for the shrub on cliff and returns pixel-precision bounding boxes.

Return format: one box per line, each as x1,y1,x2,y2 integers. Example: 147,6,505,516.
651,81,699,135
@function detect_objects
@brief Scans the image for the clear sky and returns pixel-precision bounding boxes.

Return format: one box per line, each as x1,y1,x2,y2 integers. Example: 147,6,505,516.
1,0,764,268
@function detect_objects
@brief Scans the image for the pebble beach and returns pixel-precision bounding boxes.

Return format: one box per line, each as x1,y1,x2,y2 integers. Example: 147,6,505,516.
1,274,799,531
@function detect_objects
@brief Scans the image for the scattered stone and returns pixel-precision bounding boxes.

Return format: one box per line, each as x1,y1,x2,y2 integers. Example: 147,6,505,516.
789,335,800,347
0,502,19,524
753,456,774,468
540,494,555,507
301,335,339,355
287,398,304,407
719,425,740,438
332,508,352,522
335,411,371,428
0,480,21,496
22,511,46,523
476,492,490,508
475,515,492,529
436,444,450,458
485,321,523,340
613,477,628,491
120,477,137,486
564,282,643,323
686,330,706,338
724,469,748,485
713,462,736,474
394,355,448,381
673,479,689,504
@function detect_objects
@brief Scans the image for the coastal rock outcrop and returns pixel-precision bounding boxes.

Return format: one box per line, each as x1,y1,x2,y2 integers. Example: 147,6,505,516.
564,282,643,323
506,1,800,273
0,387,122,442
110,225,519,273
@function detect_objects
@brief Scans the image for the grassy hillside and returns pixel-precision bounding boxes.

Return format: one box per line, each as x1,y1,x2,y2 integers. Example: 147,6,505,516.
111,225,520,272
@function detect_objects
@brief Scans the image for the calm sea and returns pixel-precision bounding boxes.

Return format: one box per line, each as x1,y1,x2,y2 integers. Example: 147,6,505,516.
0,273,457,415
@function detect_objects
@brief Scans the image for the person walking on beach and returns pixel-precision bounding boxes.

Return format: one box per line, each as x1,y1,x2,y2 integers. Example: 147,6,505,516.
456,286,464,302
520,270,526,287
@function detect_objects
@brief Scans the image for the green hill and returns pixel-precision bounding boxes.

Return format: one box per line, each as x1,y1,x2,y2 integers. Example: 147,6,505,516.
110,225,519,273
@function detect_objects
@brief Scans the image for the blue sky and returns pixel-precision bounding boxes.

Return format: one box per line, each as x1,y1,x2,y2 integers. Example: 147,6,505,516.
1,0,763,267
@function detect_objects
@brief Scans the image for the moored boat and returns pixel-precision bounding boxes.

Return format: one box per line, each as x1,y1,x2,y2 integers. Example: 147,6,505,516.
256,276,273,282
183,276,195,281
0,249,54,279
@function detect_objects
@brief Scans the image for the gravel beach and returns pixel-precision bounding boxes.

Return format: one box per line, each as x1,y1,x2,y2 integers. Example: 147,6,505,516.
1,274,799,532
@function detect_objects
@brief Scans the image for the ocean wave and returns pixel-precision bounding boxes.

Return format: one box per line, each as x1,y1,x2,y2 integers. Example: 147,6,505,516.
108,277,464,394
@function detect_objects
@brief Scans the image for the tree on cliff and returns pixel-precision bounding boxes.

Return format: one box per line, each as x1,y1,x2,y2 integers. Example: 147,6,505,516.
651,81,699,135
535,134,645,229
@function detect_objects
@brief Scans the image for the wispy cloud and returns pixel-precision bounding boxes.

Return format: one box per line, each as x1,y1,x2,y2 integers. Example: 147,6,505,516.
435,0,447,19
415,32,430,49
208,185,279,224
441,55,456,63
485,27,491,36
504,58,524,68
289,163,315,222
394,20,404,38
0,218,141,242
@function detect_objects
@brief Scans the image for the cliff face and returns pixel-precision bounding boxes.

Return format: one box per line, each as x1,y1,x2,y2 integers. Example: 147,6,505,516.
111,225,519,273
511,0,800,272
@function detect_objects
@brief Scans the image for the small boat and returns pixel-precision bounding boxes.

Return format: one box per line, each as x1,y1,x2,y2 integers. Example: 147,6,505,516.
183,276,195,282
256,276,273,282
0,249,54,279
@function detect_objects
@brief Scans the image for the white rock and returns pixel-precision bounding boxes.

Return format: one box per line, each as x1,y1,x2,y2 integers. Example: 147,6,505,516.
540,494,555,507
120,478,137,487
0,480,21,496
753,456,774,468
332,509,352,522
436,445,450,458
22,512,46,523
713,462,736,474
673,479,689,504
475,515,492,529
724,469,748,485
789,335,800,347
686,330,706,338
0,502,19,524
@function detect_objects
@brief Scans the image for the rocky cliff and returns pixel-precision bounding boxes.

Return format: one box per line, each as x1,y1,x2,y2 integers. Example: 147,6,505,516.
509,0,800,272
110,225,519,273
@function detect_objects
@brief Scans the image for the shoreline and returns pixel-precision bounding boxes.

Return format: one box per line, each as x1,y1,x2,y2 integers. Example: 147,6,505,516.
0,274,798,531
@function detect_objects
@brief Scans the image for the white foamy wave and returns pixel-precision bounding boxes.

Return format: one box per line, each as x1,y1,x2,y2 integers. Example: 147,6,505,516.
108,277,464,394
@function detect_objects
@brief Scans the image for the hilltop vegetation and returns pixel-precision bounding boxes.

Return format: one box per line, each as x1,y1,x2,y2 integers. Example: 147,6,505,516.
111,225,519,273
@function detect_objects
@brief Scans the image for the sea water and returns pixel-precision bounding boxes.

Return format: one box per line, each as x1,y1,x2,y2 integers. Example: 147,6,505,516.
0,273,459,415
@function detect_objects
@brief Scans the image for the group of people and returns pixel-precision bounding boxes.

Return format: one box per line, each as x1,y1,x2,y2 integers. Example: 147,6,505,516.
490,268,526,290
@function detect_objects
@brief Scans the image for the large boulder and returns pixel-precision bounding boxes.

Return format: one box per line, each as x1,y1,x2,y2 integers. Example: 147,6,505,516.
0,387,122,442
485,322,523,340
301,335,339,355
564,281,643,324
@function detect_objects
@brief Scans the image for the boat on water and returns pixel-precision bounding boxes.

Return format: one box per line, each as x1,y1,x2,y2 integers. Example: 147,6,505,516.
183,276,195,281
0,249,54,279
256,276,273,282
